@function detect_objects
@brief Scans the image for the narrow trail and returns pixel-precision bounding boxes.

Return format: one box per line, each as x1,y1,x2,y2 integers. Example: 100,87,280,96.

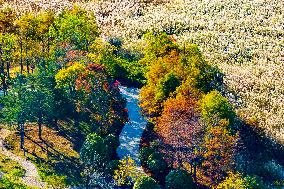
117,86,147,166
0,128,47,188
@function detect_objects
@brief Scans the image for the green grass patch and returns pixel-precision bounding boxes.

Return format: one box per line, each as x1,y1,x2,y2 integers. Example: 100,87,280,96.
0,153,37,189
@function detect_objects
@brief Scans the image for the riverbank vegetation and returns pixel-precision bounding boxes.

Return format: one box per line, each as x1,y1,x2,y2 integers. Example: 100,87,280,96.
138,33,284,188
0,7,129,188
0,0,283,188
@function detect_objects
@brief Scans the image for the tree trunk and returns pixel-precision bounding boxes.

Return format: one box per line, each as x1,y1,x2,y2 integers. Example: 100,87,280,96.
25,38,29,74
193,165,197,182
20,122,25,151
74,110,79,128
0,52,4,91
6,60,10,80
71,87,79,128
38,115,43,140
47,36,50,54
20,39,23,74
1,60,7,96
46,145,49,160
86,39,89,52
53,118,59,131
41,39,44,55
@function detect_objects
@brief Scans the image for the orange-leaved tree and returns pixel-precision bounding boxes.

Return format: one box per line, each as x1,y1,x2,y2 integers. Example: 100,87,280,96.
155,94,203,168
75,63,127,136
200,119,238,186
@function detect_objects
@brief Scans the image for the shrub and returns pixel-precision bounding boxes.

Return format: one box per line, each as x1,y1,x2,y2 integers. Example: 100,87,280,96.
262,160,283,182
147,153,168,179
0,176,30,189
106,160,120,176
200,90,235,125
38,163,68,188
114,156,143,186
244,176,266,189
147,158,168,176
43,174,67,189
144,32,179,58
138,147,154,166
104,134,120,158
80,133,107,163
216,172,266,189
165,169,193,189
157,72,181,98
134,176,161,189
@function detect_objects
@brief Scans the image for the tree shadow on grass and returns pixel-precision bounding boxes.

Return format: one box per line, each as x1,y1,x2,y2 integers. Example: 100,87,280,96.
14,126,85,186
55,118,89,152
235,119,284,184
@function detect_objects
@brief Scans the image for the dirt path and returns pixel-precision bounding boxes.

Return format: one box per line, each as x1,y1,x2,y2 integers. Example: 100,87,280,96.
117,86,147,166
0,128,47,188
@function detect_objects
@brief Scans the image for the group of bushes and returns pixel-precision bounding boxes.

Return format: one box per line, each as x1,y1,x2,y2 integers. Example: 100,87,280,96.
137,32,277,188
133,169,194,189
0,6,129,188
80,133,120,166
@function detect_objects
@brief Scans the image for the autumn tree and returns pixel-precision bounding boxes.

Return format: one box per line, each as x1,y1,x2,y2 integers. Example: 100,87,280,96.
139,33,219,119
194,91,238,186
75,63,127,136
200,119,238,186
156,95,203,170
55,62,85,128
0,8,16,34
14,12,37,74
0,33,15,94
199,90,236,126
216,172,266,189
114,156,144,187
0,76,29,154
34,11,54,57
139,33,233,187
50,6,99,52
0,9,17,93
140,50,182,118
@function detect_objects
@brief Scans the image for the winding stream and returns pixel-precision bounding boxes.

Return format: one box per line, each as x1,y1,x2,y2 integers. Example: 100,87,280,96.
117,86,147,165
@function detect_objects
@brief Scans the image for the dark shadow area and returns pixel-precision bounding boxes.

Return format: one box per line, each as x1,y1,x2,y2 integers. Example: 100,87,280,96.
236,120,284,184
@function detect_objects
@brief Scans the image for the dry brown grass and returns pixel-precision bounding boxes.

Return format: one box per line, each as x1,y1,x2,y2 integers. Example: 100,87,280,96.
5,124,79,161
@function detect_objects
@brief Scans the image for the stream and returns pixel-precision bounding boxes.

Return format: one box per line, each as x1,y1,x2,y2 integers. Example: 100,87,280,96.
117,86,147,165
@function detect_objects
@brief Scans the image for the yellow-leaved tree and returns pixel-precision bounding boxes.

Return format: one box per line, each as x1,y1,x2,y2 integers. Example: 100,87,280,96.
114,156,144,186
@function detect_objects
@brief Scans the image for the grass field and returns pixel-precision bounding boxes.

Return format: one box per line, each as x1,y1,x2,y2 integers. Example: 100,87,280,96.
4,123,81,188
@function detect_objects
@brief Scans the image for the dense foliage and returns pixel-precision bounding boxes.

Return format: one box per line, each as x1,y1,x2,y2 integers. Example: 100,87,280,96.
216,172,266,189
0,1,283,188
113,156,144,187
165,169,194,189
137,32,283,188
0,6,129,188
138,33,237,186
133,176,161,189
